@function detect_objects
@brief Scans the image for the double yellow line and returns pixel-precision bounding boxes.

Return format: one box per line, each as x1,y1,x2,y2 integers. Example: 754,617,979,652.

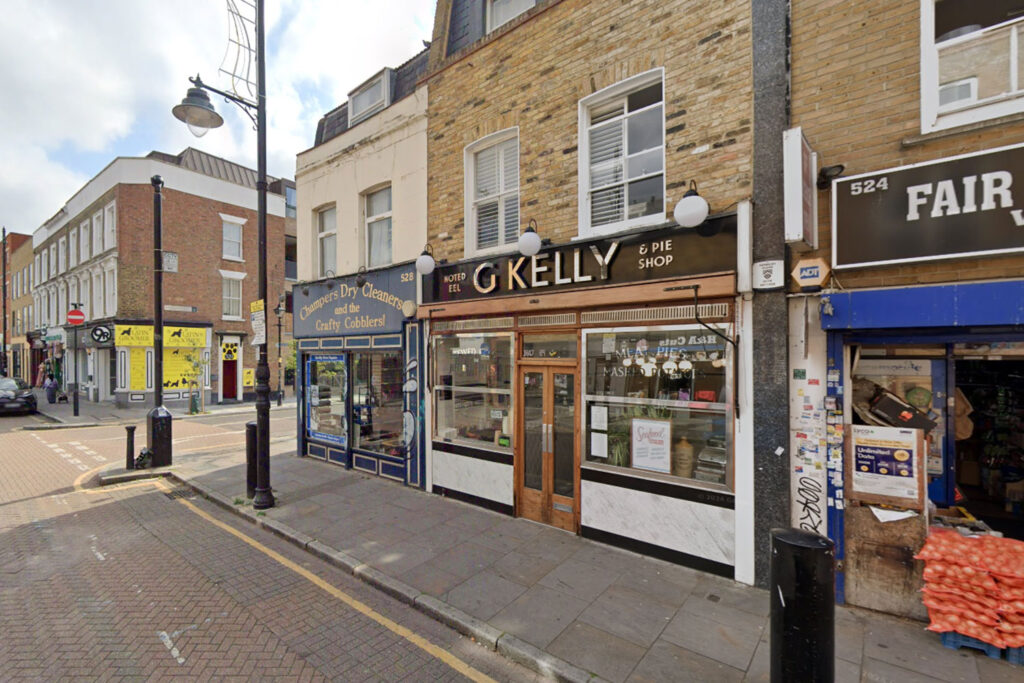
77,467,496,682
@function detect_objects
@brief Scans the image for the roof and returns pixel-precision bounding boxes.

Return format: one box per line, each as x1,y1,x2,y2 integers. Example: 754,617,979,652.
314,46,430,147
145,148,289,191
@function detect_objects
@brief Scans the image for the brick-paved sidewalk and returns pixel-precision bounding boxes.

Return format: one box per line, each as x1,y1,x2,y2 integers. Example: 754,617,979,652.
104,452,1022,682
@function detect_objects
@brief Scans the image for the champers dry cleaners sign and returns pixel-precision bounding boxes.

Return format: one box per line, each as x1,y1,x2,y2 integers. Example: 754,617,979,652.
293,264,416,338
833,142,1024,268
423,217,737,304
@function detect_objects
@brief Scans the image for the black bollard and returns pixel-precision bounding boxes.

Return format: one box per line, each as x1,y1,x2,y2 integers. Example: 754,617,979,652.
125,425,136,471
147,406,173,468
770,528,835,683
246,421,257,499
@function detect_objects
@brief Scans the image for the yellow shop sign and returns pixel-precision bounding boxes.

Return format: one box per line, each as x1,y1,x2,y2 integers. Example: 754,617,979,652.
115,325,154,347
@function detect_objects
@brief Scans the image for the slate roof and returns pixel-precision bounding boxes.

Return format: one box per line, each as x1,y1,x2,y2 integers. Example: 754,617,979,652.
146,148,289,191
313,46,430,147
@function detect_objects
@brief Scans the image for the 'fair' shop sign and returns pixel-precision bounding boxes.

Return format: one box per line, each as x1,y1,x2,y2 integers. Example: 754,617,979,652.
832,142,1024,269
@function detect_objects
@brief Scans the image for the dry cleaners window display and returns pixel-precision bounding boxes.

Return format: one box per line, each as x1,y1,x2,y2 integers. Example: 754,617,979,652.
583,325,732,489
307,355,347,446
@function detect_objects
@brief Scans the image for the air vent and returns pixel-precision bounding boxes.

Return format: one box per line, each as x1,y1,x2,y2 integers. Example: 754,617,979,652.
519,313,577,327
431,316,514,332
582,303,729,325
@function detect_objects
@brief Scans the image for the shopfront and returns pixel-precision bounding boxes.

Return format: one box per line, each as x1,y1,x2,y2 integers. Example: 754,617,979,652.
111,323,211,407
422,217,750,577
293,263,425,486
796,143,1024,617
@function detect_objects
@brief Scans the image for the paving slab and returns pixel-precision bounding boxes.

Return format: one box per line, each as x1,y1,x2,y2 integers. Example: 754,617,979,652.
630,638,744,683
660,608,763,672
576,585,675,648
490,584,589,649
446,569,529,621
547,620,646,683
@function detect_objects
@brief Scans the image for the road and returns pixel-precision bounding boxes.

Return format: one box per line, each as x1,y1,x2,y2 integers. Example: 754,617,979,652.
0,413,536,681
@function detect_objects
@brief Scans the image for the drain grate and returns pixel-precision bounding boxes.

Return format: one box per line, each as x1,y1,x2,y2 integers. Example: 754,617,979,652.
163,488,195,501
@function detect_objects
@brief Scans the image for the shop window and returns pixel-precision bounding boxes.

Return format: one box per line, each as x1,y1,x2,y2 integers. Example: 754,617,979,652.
365,187,392,268
921,1,1024,132
433,332,514,449
465,130,519,256
487,0,535,32
352,351,404,455
583,326,732,490
307,355,348,446
578,70,665,237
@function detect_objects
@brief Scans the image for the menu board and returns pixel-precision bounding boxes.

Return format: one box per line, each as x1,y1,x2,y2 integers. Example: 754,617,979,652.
632,418,672,474
846,425,925,509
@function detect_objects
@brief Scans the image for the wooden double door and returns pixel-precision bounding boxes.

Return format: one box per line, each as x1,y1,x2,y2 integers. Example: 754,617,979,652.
515,363,578,531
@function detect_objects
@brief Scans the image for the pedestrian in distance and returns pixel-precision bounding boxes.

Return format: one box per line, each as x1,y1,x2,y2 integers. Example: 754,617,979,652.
44,373,58,404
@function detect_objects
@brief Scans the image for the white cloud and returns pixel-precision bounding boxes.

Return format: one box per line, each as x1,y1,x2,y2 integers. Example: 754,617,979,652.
0,0,435,234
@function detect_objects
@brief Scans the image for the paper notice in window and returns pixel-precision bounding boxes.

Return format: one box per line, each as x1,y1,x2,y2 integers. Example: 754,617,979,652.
591,431,607,459
591,405,608,431
602,334,616,354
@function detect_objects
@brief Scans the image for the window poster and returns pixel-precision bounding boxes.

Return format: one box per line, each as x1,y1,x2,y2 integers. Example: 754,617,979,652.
632,418,672,473
848,424,925,509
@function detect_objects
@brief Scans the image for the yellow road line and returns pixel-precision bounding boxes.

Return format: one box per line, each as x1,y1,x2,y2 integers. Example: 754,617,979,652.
147,480,496,683
74,464,110,492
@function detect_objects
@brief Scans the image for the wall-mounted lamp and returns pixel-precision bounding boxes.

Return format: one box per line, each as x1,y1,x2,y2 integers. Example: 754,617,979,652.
817,164,845,190
673,180,710,229
518,218,542,257
355,266,367,287
416,243,436,275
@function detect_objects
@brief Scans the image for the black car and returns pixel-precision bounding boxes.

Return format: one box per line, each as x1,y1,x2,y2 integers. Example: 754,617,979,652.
0,377,37,415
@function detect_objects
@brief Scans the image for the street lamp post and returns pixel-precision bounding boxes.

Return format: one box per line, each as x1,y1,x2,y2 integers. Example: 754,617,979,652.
70,300,84,417
2,227,8,378
173,0,273,508
274,297,284,407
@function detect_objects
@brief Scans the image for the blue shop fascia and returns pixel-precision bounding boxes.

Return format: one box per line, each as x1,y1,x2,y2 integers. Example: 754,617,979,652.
293,262,425,486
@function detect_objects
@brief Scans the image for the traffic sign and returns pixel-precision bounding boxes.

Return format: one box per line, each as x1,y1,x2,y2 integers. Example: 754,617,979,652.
67,309,85,325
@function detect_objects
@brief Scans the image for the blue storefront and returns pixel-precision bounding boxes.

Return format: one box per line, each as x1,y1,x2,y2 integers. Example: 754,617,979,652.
293,262,425,486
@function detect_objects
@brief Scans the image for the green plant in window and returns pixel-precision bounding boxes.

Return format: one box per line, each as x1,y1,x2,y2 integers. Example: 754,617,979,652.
604,404,671,468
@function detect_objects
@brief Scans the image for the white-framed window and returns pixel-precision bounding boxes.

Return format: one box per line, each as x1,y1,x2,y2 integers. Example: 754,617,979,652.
92,211,103,254
487,0,535,32
220,270,246,320
58,238,66,273
348,69,392,126
58,282,67,324
221,214,245,261
578,68,665,237
317,206,337,278
79,275,90,320
104,202,116,250
921,1,1024,133
465,130,520,256
48,245,56,279
34,255,40,285
365,186,392,268
80,220,91,262
69,228,78,267
92,271,103,318
105,268,117,316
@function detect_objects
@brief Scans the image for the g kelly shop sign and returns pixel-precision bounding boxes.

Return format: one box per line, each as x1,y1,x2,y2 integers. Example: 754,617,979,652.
294,264,416,338
423,216,737,304
833,142,1024,268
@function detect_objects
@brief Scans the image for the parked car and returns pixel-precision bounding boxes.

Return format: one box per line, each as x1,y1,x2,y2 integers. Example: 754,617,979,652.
0,377,37,414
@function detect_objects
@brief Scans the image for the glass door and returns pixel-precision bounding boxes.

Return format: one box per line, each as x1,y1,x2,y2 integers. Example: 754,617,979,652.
516,364,577,530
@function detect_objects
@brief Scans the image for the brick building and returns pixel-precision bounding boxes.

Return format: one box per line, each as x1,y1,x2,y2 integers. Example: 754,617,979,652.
30,148,292,408
414,0,790,585
786,0,1024,616
2,231,32,381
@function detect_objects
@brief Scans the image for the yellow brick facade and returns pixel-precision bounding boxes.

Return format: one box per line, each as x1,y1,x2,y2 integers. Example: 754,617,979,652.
424,0,754,261
790,0,1024,289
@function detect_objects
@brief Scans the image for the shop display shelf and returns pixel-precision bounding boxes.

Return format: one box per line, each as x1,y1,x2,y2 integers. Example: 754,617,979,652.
939,631,1003,660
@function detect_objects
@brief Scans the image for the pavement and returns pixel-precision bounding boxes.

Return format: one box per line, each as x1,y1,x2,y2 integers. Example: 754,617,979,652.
28,388,297,428
94,443,1023,681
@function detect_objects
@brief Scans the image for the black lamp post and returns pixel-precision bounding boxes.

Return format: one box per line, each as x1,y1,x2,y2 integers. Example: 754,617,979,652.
274,297,284,407
70,300,84,417
148,176,172,468
1,226,7,378
172,0,273,508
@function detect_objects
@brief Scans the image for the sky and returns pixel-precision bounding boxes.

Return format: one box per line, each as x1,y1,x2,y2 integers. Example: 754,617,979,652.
0,0,436,236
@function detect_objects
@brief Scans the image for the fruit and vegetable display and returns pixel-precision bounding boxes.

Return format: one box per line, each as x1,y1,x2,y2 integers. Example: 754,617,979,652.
916,528,1024,648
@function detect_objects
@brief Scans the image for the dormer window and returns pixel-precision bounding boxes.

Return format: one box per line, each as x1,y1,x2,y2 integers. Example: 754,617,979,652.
348,69,393,126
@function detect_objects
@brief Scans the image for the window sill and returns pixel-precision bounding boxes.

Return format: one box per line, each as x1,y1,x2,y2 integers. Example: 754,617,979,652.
221,316,244,322
466,243,520,259
578,214,667,241
907,110,1024,147
222,256,245,264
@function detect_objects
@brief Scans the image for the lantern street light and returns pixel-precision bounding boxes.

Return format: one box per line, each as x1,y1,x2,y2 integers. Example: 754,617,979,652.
172,0,273,509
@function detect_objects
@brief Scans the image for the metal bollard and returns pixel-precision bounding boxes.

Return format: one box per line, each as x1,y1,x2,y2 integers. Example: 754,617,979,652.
770,528,835,683
246,421,257,499
125,425,136,470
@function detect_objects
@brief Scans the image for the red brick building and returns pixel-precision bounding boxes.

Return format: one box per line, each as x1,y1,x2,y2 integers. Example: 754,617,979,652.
30,148,293,408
